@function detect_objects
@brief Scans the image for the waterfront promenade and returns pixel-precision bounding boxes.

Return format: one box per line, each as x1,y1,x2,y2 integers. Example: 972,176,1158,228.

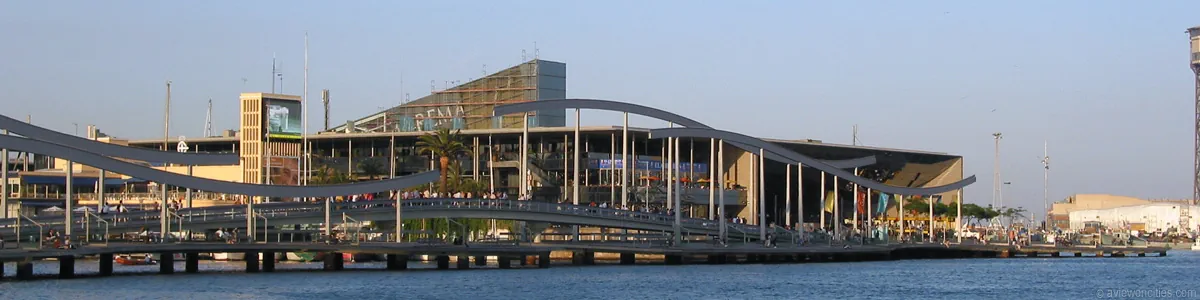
0,239,1170,281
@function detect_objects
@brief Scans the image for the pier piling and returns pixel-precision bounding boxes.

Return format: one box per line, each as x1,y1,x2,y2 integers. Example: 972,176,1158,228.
16,262,33,280
457,255,470,269
263,252,276,272
665,255,683,265
99,253,113,276
58,256,74,279
436,255,450,269
185,252,199,273
159,252,175,274
323,252,343,271
244,251,259,273
538,252,550,268
386,254,408,270
620,253,635,265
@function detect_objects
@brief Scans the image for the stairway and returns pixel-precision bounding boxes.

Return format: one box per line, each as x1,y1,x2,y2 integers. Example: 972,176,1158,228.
489,160,559,187
1181,205,1190,232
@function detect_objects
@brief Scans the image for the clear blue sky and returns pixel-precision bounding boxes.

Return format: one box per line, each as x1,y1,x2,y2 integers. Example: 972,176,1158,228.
3,1,1198,214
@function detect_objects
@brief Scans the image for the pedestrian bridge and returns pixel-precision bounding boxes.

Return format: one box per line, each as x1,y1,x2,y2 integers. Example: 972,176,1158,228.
0,199,787,243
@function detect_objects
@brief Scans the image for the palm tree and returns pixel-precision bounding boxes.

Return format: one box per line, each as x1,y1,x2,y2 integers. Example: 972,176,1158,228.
417,128,466,194
357,158,387,180
311,166,353,185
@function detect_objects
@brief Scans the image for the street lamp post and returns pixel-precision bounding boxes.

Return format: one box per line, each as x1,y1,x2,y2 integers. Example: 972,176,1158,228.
992,132,1002,209
1042,141,1050,228
1001,181,1012,227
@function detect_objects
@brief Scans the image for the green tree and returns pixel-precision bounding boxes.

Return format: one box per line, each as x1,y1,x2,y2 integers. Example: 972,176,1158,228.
903,197,929,216
311,166,353,185
357,158,387,180
934,202,956,218
961,203,985,226
417,128,466,194
1000,206,1027,225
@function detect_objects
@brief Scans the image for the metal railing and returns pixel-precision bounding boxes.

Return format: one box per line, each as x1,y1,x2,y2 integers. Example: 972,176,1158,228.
167,211,185,242
253,212,268,243
340,213,363,246
1,198,773,243
17,214,44,250
83,211,110,246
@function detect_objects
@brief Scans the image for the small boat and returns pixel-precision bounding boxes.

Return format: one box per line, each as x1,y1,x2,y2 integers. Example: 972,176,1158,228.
212,252,246,261
350,253,380,262
115,255,157,266
287,252,318,262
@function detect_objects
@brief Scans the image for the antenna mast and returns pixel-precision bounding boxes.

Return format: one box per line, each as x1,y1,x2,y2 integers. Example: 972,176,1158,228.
204,98,213,137
321,89,330,131
852,125,859,146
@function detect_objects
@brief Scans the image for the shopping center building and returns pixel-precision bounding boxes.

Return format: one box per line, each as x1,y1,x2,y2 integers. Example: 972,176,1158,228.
4,59,966,229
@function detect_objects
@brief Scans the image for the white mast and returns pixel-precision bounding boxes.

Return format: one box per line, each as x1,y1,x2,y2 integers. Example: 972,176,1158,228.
303,32,309,187
204,98,212,137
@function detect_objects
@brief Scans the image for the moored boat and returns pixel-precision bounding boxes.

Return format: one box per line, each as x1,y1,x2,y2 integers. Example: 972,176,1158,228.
287,252,318,262
115,255,157,266
350,253,380,262
212,252,246,261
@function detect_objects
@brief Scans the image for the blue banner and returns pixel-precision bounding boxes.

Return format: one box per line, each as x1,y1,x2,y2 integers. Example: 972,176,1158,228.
593,159,708,173
877,193,890,215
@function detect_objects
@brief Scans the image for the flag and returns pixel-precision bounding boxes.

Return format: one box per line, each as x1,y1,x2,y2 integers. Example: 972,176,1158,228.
877,193,890,215
823,191,836,213
856,191,866,214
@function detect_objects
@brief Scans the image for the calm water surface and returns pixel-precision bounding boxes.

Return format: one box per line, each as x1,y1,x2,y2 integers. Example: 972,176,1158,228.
1,251,1197,299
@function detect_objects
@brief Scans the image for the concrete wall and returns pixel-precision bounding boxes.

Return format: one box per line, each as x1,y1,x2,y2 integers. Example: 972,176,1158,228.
156,165,243,183
1068,203,1199,232
1051,194,1151,216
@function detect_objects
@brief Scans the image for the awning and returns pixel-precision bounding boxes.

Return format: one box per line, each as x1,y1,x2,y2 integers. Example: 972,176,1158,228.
20,175,128,186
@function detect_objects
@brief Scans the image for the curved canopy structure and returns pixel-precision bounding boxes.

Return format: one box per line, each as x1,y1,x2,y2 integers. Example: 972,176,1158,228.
0,135,438,198
493,98,876,169
0,114,239,166
649,127,976,195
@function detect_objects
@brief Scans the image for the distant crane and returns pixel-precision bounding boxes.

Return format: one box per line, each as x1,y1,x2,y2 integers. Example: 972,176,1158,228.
204,98,213,137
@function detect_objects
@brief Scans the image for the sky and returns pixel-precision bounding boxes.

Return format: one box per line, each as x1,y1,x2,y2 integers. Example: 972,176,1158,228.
2,1,1198,214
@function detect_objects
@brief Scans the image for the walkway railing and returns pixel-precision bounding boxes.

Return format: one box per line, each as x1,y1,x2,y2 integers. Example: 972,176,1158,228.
253,212,269,244
83,211,110,246
0,198,779,242
16,214,44,250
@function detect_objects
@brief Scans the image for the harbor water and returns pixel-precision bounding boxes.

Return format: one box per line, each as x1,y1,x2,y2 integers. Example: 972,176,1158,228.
1,251,1197,299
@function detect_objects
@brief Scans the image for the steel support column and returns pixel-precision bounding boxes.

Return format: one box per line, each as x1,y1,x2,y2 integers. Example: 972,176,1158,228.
66,160,73,237
673,138,682,245
1,128,6,219
758,148,766,241
786,164,792,227
717,140,726,242
572,109,581,241
622,113,629,209
709,138,715,220
820,171,825,230
798,164,804,239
